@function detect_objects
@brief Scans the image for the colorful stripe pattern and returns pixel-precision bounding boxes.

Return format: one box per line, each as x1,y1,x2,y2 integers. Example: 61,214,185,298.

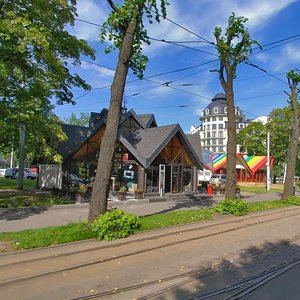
244,156,269,173
212,154,273,174
212,154,227,171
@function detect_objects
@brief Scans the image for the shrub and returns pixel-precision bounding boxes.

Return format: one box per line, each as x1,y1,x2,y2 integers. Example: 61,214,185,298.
216,199,249,216
283,196,300,206
90,208,140,241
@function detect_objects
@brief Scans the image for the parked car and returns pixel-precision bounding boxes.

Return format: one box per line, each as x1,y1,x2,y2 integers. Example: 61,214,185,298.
5,168,38,180
0,168,6,177
209,174,227,185
68,173,83,186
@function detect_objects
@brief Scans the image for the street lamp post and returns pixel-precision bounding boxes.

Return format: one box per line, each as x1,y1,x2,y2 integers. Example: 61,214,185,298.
266,132,271,191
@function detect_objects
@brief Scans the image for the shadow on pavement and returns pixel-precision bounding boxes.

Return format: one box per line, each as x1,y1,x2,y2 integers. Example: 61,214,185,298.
154,239,300,299
0,206,49,221
145,196,217,216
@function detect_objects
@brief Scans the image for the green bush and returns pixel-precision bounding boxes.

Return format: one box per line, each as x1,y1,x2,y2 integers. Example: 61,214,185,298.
283,196,300,206
216,199,249,216
0,196,70,208
90,208,140,241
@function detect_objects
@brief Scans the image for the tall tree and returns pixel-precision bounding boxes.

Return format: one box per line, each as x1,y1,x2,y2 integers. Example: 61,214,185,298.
213,13,259,199
237,121,267,155
282,70,300,199
0,0,95,171
88,0,168,222
65,112,90,127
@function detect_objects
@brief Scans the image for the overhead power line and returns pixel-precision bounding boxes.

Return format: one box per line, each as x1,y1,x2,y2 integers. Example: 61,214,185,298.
149,37,217,57
244,61,288,85
253,33,300,50
148,9,213,45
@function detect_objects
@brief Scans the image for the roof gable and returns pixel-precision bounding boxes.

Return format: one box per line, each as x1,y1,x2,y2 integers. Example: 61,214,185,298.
212,153,252,174
120,124,203,169
244,155,274,173
58,124,90,159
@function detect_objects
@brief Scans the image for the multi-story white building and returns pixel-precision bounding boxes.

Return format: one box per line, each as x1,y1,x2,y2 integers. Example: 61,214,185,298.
190,93,250,154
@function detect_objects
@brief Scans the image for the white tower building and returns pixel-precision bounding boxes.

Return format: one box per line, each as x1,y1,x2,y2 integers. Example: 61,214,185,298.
193,93,250,154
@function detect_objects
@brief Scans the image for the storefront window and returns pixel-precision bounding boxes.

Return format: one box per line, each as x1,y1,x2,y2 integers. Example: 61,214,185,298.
146,165,159,193
183,167,193,192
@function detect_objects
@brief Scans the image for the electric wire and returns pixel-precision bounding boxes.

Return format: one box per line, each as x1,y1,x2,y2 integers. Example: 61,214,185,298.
149,37,218,56
147,10,213,45
244,60,288,85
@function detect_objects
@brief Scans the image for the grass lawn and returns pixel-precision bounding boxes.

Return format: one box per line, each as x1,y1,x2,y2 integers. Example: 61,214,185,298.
0,199,299,252
0,177,37,189
240,186,282,193
0,194,71,208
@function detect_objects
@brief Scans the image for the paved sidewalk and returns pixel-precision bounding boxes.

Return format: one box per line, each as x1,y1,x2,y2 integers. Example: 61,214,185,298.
0,191,285,232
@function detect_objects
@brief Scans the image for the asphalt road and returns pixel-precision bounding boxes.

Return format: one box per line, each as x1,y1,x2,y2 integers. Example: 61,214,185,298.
1,206,300,299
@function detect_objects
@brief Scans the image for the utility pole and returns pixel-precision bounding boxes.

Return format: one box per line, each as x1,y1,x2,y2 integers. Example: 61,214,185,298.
10,147,14,168
18,125,25,190
266,132,271,191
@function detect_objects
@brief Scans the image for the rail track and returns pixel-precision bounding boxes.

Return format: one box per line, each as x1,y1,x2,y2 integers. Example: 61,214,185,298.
1,206,300,299
1,207,300,285
69,236,300,299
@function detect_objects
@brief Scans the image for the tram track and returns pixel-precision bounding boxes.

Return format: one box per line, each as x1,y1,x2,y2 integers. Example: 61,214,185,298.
68,236,300,299
1,206,300,288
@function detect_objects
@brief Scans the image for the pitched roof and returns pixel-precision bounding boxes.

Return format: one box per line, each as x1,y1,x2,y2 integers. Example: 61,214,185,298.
244,155,274,173
136,114,157,128
58,111,203,170
58,124,90,159
212,153,252,174
185,134,204,165
120,124,203,169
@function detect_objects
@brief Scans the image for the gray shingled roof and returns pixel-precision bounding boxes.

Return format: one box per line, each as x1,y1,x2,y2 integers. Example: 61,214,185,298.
58,112,107,160
58,124,90,159
185,134,203,164
206,93,227,113
120,124,203,169
136,114,157,128
59,110,203,170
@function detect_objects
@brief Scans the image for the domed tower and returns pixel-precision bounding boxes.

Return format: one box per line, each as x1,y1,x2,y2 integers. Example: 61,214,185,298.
199,93,248,153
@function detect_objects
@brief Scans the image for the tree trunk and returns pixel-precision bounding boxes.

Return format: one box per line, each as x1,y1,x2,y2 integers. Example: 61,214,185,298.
88,20,137,222
282,86,299,199
223,74,237,199
18,125,25,190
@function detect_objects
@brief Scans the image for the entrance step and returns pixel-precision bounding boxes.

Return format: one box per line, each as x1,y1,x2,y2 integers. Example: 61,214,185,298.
165,193,200,202
148,197,167,203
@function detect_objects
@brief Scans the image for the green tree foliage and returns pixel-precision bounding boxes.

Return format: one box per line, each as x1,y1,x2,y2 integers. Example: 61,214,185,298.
267,107,293,177
0,0,95,163
213,13,259,199
237,121,267,155
64,112,90,127
88,0,168,222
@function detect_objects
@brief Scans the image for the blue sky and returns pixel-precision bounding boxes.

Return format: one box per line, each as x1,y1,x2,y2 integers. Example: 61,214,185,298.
53,0,300,132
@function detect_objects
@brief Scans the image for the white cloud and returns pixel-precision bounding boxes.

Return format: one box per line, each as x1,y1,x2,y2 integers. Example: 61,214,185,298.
234,0,297,28
72,0,108,42
255,43,300,72
285,44,300,62
81,61,115,78
144,0,297,56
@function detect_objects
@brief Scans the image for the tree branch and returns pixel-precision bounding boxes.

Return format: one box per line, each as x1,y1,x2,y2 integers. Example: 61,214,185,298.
219,62,227,89
107,0,122,14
